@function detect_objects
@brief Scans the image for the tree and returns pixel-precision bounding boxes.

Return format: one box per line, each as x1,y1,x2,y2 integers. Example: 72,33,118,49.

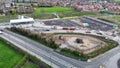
10,9,17,15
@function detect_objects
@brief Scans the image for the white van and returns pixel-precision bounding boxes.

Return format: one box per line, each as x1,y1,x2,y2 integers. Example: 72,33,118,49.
0,31,3,34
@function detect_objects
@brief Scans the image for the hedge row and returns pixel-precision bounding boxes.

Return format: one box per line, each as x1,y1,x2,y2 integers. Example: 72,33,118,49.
9,27,58,49
58,11,98,18
60,48,88,61
25,13,56,19
15,54,29,68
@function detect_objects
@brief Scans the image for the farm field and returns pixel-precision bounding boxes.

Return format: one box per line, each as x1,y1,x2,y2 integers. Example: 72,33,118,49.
25,11,98,20
96,15,120,27
34,6,75,13
0,39,23,68
0,15,17,23
0,37,39,68
109,15,120,22
106,15,120,27
114,0,120,2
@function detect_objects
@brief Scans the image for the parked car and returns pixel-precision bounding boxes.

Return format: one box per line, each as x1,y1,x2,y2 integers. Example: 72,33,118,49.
0,31,3,34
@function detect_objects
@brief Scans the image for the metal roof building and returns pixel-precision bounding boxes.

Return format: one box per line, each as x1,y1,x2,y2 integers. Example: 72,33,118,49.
10,17,34,25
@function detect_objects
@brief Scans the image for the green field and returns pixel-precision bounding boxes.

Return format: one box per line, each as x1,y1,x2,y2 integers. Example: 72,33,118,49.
107,15,120,27
96,15,120,27
25,11,98,20
34,6,75,13
58,11,98,18
114,0,120,2
0,39,23,68
109,15,120,22
99,15,120,22
0,15,17,23
0,37,40,68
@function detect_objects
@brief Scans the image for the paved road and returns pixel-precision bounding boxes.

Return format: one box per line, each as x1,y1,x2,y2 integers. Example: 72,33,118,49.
104,52,120,68
118,59,120,68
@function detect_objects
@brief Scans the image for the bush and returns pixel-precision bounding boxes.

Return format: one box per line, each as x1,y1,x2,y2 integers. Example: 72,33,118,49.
10,9,17,15
15,54,29,68
29,55,51,68
60,48,88,61
9,27,58,49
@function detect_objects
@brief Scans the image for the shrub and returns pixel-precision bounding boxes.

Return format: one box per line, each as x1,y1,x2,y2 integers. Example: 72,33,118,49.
15,54,29,68
9,27,58,49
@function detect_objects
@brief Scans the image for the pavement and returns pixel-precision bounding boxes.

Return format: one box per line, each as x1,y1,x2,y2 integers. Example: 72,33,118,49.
104,53,120,68
118,59,120,68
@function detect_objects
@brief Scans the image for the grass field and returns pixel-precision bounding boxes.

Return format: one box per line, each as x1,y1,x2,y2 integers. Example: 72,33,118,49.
0,37,40,68
107,15,120,27
96,15,120,27
25,11,98,19
0,15,17,23
0,39,23,68
34,6,75,13
58,11,98,18
109,15,120,22
114,0,120,2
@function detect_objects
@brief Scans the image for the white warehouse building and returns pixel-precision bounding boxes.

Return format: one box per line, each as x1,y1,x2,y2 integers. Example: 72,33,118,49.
10,16,34,26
